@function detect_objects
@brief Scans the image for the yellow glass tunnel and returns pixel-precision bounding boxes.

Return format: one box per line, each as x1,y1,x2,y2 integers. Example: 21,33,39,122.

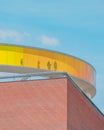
0,44,96,98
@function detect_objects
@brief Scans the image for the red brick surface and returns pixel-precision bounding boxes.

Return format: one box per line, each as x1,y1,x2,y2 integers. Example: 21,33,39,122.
0,78,67,130
0,78,104,130
67,79,104,130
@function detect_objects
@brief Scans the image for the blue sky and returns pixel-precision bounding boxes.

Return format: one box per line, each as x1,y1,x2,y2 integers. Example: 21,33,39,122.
0,0,104,113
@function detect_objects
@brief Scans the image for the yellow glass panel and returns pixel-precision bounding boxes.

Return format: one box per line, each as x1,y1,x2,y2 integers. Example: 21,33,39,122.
14,52,24,66
0,50,7,64
7,51,15,65
24,54,35,68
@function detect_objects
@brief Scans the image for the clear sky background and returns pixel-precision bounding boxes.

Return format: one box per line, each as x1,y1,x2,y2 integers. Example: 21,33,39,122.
0,0,104,113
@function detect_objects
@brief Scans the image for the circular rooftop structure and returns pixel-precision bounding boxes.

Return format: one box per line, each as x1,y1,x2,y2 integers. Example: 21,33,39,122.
0,44,96,98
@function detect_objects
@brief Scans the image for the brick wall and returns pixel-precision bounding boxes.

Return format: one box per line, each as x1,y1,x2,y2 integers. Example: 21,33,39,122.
0,78,103,130
0,78,67,130
67,79,104,130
